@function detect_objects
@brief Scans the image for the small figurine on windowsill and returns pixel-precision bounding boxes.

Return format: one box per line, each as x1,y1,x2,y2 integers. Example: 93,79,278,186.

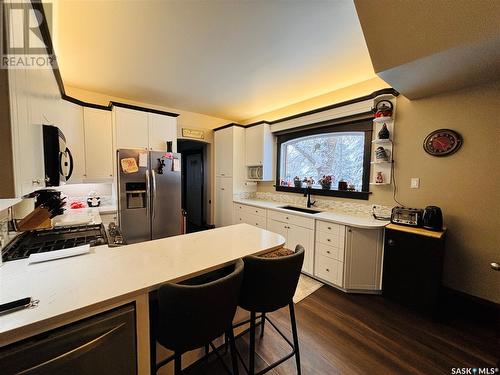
319,175,332,190
302,177,315,188
293,176,302,188
375,171,384,183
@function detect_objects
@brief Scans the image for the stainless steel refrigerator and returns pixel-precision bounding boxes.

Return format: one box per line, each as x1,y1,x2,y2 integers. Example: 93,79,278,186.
117,149,183,244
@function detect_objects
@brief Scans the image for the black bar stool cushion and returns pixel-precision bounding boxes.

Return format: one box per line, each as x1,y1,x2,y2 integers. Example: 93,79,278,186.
239,246,304,313
157,259,244,354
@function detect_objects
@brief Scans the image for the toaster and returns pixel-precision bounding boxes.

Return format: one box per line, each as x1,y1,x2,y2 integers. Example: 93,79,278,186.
390,206,423,227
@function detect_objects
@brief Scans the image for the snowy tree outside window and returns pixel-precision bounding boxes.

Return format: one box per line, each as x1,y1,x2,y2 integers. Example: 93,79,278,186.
279,132,365,191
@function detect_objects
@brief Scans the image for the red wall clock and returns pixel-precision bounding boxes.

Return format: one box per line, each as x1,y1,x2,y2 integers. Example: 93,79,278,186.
423,129,463,156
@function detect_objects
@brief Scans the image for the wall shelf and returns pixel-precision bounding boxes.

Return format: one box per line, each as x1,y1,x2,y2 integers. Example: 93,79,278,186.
373,116,393,124
372,139,393,144
370,95,397,186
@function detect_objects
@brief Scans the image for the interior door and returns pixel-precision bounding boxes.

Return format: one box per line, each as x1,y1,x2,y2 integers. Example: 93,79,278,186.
185,153,203,228
287,223,314,274
150,152,182,239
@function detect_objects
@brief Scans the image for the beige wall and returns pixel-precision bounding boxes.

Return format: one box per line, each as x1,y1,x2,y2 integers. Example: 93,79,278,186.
247,80,500,303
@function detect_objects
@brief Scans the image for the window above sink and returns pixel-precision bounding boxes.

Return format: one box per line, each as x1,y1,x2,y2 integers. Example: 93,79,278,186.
275,119,373,200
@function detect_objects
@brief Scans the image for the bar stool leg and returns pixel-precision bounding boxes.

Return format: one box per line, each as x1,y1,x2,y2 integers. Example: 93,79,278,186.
260,312,266,338
249,311,256,375
289,303,301,375
174,352,182,375
227,329,240,375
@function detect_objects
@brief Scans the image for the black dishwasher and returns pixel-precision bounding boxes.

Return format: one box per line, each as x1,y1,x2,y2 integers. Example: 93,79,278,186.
0,304,137,375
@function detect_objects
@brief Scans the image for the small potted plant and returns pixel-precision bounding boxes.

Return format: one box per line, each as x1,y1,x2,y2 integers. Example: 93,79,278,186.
293,176,302,188
319,175,332,190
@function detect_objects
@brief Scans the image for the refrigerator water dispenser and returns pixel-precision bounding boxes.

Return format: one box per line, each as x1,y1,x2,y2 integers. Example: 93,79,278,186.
125,182,147,209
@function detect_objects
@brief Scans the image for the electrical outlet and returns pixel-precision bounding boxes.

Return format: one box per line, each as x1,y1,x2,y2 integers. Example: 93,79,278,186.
410,178,420,189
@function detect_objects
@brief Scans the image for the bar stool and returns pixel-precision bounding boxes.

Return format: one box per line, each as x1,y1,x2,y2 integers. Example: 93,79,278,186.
235,245,304,375
155,259,244,374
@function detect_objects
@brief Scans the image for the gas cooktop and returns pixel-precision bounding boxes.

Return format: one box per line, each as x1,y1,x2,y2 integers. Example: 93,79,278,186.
1,224,107,262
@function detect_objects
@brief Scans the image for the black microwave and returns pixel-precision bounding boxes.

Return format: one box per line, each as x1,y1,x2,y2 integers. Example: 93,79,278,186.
42,125,74,186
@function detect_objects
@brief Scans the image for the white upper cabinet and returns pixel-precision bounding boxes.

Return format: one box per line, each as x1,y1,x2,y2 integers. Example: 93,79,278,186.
148,112,177,152
83,108,114,180
59,101,85,183
214,127,234,177
114,107,177,151
114,107,149,149
245,123,274,181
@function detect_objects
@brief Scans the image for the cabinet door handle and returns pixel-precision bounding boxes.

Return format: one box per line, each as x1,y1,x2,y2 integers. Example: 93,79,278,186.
326,268,330,272
327,238,331,242
326,250,331,254
491,262,500,271
327,226,332,230
221,188,225,190
348,229,352,232
286,217,289,220
387,239,396,246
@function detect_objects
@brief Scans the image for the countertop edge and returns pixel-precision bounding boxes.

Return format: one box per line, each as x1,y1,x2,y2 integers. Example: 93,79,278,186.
233,198,389,229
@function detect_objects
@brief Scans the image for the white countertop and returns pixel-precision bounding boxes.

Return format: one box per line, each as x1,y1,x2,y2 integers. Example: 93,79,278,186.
0,224,284,338
233,198,389,229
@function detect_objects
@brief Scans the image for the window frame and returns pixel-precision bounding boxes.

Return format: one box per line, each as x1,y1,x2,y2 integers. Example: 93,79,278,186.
275,118,373,200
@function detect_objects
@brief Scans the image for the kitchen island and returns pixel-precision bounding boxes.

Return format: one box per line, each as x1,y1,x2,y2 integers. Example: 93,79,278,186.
0,224,285,373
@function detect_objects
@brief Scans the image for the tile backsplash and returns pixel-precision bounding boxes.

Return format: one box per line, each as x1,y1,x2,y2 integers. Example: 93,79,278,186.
56,183,115,207
237,191,392,217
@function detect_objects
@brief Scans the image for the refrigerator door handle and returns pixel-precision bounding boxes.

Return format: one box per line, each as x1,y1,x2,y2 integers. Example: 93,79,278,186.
152,169,157,219
146,169,151,216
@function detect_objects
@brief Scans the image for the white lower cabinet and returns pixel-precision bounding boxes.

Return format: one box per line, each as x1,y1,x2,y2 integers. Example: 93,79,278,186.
267,212,314,275
233,204,266,228
314,222,345,287
232,203,384,293
343,226,384,291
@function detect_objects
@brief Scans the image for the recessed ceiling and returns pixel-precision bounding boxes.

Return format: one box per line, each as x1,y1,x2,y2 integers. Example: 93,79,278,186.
54,0,375,121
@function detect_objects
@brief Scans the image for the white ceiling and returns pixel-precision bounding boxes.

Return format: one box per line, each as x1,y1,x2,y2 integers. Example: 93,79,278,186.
54,0,375,121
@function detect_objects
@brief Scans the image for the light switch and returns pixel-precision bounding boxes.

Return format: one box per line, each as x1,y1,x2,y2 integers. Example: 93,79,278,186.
410,178,420,189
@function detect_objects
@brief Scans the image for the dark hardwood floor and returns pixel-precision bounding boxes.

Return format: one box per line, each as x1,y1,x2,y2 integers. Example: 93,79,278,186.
184,285,498,375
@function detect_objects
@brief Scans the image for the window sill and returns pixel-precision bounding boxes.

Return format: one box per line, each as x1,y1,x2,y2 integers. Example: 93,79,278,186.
275,186,371,200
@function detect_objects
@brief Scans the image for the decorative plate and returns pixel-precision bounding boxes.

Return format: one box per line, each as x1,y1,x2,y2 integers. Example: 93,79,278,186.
423,129,463,156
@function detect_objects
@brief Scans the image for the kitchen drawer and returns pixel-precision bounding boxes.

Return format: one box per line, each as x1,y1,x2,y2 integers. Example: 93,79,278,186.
268,210,314,229
234,203,266,218
316,230,344,248
316,242,344,262
316,221,345,236
234,211,266,228
314,254,343,287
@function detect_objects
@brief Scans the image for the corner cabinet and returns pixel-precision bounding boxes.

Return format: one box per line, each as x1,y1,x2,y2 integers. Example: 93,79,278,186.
343,226,383,291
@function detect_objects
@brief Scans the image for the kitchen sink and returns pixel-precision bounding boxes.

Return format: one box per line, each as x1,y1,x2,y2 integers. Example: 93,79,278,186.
280,205,322,214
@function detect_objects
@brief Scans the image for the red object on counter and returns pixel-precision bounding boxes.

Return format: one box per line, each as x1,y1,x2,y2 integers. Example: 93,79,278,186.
70,201,85,209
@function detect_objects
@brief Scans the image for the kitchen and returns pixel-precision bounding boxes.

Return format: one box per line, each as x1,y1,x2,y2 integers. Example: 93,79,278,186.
1,1,499,374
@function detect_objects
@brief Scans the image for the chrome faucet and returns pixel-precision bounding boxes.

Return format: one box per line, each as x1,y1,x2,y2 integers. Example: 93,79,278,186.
303,187,316,208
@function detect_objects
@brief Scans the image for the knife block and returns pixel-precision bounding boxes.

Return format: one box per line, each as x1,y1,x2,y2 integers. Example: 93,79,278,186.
17,207,52,231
